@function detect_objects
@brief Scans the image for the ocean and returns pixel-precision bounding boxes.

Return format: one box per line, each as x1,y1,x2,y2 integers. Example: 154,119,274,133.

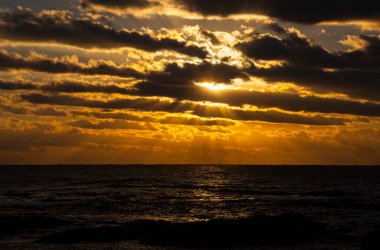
0,165,379,249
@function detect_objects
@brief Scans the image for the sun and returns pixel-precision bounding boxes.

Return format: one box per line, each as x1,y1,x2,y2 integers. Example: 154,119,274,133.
195,82,229,91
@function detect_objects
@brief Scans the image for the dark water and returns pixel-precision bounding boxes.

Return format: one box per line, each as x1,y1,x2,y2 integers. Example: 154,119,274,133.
0,165,379,249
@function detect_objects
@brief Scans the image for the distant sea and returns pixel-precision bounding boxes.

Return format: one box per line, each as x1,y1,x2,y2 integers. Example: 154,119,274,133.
0,165,379,249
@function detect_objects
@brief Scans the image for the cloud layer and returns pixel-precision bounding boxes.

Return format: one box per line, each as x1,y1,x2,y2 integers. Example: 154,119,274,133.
0,8,207,58
0,2,380,164
177,0,380,23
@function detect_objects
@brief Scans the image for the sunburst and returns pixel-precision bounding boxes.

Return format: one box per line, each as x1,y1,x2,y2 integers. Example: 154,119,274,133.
195,82,229,91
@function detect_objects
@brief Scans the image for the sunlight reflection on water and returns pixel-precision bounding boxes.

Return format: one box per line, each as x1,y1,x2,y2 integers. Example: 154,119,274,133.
0,165,379,238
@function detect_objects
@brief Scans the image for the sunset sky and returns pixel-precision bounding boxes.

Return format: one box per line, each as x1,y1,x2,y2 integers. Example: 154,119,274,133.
0,0,379,164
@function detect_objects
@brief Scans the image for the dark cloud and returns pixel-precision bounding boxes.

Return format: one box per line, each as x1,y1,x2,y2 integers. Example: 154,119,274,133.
146,62,249,86
237,33,333,66
0,8,207,58
0,89,234,126
68,119,157,130
72,111,144,121
193,108,346,126
20,93,194,111
0,79,36,90
236,33,380,70
72,110,235,126
133,81,380,117
201,30,221,45
0,50,143,78
0,101,67,117
1,13,379,120
264,22,287,35
20,93,345,125
126,60,380,117
69,117,233,130
252,65,380,102
0,79,132,94
176,0,380,24
33,107,67,117
158,116,234,126
235,30,380,101
0,103,28,115
39,82,131,95
0,127,94,152
3,62,380,118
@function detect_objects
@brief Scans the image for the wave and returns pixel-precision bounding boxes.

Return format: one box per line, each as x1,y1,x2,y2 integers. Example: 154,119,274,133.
37,213,325,248
0,215,68,236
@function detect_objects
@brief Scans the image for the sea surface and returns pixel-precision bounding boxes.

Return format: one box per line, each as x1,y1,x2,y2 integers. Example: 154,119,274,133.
0,165,379,249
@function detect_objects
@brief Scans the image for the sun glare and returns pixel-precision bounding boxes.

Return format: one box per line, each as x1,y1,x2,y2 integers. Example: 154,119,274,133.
195,82,229,91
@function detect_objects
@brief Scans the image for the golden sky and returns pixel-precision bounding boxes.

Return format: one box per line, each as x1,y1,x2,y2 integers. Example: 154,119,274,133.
0,0,380,164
